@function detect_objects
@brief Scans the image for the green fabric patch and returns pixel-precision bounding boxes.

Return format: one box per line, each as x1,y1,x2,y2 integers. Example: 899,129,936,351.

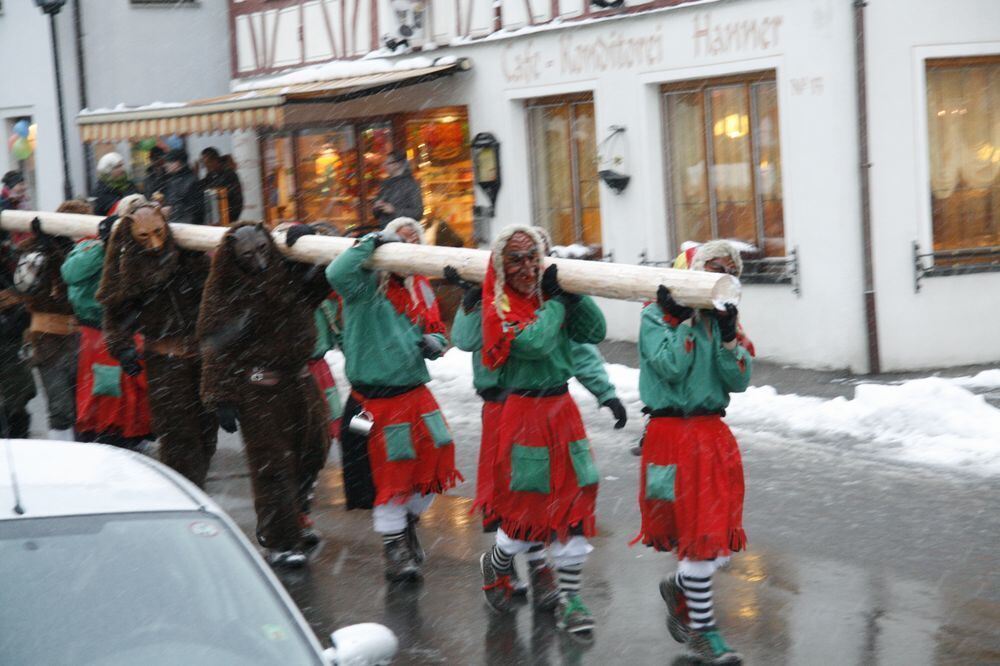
383,423,415,461
645,463,677,501
420,410,453,447
324,386,343,420
91,363,122,398
568,439,599,487
510,445,550,493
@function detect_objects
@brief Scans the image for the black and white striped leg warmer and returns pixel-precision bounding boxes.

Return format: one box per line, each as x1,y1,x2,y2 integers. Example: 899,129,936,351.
678,572,715,630
491,544,515,575
525,543,547,570
557,564,583,601
382,530,406,547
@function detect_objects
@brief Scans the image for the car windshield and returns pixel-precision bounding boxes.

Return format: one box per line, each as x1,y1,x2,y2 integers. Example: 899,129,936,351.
0,512,322,666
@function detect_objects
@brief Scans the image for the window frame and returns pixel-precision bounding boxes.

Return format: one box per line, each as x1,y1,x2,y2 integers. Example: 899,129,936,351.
918,55,1000,276
661,70,784,259
525,92,603,250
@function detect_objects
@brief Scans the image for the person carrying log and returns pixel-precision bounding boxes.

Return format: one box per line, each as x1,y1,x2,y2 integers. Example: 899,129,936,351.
15,201,89,440
60,195,154,451
445,259,626,609
197,222,331,568
326,216,461,582
635,240,752,665
96,202,217,486
475,224,606,641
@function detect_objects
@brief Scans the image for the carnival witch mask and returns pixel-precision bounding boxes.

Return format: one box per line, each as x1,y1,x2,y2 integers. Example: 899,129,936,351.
502,231,541,297
231,225,271,274
128,206,169,253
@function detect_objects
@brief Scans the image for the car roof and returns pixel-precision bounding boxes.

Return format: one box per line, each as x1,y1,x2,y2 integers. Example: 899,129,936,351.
0,440,206,520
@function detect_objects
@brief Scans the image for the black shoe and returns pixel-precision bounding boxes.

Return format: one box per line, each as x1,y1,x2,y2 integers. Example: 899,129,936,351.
660,575,690,644
687,629,742,664
406,513,425,565
384,537,421,582
555,595,595,642
480,552,514,612
301,528,322,554
529,564,561,611
510,564,529,597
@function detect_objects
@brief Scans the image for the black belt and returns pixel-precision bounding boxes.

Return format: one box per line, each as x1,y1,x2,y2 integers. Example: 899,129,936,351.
478,387,507,403
647,407,725,418
510,384,568,398
352,383,423,399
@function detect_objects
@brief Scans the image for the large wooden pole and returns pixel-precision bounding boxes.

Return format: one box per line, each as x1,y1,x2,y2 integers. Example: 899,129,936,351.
1,210,740,309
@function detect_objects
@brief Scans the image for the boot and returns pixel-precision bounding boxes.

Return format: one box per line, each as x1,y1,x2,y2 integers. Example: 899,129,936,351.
529,564,560,610
384,537,420,582
266,548,308,569
555,595,595,641
405,513,425,565
480,551,514,612
299,513,321,554
687,629,742,664
660,575,690,644
510,564,529,597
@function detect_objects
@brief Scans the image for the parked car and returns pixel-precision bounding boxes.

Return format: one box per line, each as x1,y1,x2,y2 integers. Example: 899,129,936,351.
0,439,397,666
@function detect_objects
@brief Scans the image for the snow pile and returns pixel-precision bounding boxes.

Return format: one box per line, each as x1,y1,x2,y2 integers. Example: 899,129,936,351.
550,244,595,260
949,369,1000,391
421,349,1000,476
232,56,446,92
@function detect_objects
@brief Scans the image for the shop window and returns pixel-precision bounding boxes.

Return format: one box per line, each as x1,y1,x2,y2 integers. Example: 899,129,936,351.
925,57,1000,256
295,127,361,232
663,72,785,257
405,109,475,247
527,95,603,249
262,134,297,227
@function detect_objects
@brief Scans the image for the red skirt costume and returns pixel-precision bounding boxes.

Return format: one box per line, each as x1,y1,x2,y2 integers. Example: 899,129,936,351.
307,357,341,438
76,325,153,438
635,415,746,560
472,397,505,527
354,384,462,506
488,391,598,543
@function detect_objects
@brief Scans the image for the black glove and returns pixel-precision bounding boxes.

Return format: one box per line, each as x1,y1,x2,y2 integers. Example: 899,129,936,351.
716,303,739,343
444,265,482,313
30,217,54,249
118,346,142,377
216,403,239,434
603,397,627,429
541,264,581,304
372,231,402,247
656,285,693,322
417,334,445,360
285,224,315,247
98,215,118,244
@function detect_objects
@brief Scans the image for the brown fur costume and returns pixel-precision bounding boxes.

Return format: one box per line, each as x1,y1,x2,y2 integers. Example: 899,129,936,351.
96,210,216,486
197,222,331,551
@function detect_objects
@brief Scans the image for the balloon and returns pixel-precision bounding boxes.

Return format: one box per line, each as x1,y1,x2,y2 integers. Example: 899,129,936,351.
8,135,17,150
12,137,33,161
166,134,184,150
13,119,30,138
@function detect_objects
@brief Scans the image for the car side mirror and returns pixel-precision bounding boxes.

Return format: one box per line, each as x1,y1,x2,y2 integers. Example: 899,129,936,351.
323,623,398,665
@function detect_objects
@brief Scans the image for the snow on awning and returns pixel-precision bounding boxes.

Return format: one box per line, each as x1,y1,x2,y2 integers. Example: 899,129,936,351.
77,58,471,143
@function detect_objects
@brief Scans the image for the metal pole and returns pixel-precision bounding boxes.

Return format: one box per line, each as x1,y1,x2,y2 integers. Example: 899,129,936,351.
48,12,75,200
853,0,880,375
72,0,93,194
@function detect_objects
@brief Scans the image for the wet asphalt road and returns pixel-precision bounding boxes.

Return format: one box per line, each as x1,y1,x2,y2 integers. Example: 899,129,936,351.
201,393,1000,665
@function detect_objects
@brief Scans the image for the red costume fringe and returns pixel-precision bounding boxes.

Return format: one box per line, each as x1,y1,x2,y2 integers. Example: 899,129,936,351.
472,400,505,524
353,385,463,506
491,393,597,543
634,415,747,560
75,325,153,438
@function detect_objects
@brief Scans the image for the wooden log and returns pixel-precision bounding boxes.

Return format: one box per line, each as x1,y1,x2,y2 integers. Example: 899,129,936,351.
1,210,740,308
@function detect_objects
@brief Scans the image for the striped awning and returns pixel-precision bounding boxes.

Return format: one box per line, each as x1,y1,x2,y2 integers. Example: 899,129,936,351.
78,59,470,143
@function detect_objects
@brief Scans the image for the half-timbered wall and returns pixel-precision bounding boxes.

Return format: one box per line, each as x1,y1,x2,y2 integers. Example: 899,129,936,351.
230,0,705,78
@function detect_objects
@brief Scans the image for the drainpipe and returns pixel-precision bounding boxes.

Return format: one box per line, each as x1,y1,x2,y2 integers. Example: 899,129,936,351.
853,0,880,374
72,0,93,194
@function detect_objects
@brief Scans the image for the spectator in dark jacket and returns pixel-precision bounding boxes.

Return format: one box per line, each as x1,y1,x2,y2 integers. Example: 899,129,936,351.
373,150,423,228
162,149,205,225
199,147,243,222
93,153,139,216
0,223,35,438
144,146,169,201
1,170,28,212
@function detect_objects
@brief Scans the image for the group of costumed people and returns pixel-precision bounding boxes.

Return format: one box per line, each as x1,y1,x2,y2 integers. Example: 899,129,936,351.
7,195,753,663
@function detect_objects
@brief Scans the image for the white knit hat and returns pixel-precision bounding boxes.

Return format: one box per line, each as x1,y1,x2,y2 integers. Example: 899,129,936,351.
97,152,125,177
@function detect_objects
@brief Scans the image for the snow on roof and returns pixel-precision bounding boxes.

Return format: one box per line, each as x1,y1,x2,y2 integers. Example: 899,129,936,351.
231,55,458,93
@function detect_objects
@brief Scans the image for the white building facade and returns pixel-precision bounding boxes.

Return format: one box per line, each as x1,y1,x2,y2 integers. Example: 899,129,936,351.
69,0,1000,372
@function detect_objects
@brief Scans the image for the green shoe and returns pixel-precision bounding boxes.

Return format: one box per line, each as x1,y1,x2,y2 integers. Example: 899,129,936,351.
687,629,742,664
555,595,595,641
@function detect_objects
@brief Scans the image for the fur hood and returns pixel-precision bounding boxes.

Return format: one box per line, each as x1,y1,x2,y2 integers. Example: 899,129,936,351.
690,240,744,277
